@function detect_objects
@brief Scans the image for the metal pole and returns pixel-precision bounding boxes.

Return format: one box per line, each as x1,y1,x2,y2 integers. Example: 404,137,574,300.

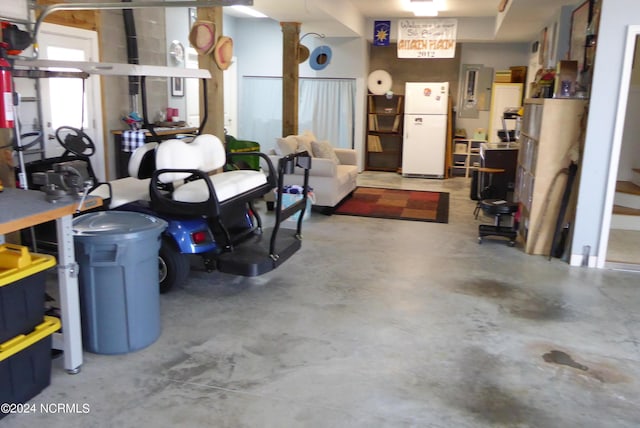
13,94,39,252
12,94,28,190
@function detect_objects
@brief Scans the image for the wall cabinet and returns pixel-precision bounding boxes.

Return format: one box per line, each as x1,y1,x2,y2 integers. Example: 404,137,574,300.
514,98,587,255
366,94,404,172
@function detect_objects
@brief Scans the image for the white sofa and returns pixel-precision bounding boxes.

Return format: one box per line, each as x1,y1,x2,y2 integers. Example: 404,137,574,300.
264,131,358,211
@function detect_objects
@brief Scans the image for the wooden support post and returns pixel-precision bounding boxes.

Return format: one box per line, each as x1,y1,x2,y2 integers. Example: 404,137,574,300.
281,22,300,137
197,7,225,141
0,129,15,189
0,128,21,243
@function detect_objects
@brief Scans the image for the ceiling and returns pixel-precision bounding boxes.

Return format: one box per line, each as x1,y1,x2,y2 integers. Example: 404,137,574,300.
227,0,582,42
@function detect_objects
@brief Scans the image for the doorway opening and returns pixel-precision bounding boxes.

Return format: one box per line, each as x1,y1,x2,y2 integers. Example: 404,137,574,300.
599,27,640,270
37,23,105,181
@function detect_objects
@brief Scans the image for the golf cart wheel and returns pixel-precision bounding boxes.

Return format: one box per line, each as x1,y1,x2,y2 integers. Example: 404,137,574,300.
159,238,190,293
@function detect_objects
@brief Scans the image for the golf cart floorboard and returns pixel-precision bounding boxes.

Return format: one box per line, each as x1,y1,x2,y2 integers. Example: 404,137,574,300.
216,227,302,276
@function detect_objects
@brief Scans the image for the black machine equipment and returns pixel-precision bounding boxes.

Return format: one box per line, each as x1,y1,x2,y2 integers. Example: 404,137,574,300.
22,126,102,204
31,160,94,203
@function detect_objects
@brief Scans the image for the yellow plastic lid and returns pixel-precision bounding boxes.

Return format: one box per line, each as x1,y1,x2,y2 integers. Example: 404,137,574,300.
0,249,56,287
0,244,31,269
0,316,61,362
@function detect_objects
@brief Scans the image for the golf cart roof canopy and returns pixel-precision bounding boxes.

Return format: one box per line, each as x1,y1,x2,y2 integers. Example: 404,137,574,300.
13,59,212,79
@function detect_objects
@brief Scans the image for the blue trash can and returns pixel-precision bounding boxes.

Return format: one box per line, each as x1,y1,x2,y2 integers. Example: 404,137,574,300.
72,211,167,354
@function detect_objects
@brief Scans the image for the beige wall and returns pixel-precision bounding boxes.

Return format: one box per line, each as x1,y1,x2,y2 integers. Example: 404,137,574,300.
368,43,462,103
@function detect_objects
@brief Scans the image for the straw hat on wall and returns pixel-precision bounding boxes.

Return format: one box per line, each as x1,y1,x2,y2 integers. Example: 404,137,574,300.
214,36,233,70
298,44,310,64
188,20,216,55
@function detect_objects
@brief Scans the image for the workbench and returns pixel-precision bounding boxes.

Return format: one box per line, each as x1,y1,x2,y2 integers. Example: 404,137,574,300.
0,187,102,374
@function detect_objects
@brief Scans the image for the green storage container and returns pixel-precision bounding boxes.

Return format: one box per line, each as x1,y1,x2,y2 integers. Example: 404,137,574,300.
226,135,261,171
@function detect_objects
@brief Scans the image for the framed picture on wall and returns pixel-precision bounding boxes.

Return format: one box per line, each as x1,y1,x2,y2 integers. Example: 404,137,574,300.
570,0,590,72
549,21,558,67
538,27,548,65
171,77,184,97
189,7,197,27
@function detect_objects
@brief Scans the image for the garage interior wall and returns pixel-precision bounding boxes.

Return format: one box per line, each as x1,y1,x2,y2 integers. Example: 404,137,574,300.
99,8,167,180
32,7,566,180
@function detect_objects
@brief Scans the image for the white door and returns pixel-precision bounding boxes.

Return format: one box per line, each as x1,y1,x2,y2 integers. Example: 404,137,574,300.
185,50,237,137
185,47,200,128
402,114,447,177
223,56,238,137
39,23,105,181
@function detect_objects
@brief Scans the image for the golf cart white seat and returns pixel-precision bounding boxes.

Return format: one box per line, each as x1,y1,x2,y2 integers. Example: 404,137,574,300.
152,134,272,206
149,134,277,252
174,169,268,203
90,142,157,208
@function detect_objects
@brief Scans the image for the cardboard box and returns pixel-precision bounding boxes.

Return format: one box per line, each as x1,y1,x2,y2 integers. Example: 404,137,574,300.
494,70,512,83
510,66,527,83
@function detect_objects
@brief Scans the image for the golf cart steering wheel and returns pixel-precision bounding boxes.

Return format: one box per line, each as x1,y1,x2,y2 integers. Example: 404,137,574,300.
55,126,96,157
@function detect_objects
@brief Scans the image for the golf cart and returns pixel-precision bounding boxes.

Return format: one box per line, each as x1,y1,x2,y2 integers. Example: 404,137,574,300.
13,60,312,293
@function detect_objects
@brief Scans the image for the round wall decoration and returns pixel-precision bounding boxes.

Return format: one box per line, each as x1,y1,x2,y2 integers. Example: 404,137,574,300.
309,45,332,71
169,40,185,64
367,69,393,95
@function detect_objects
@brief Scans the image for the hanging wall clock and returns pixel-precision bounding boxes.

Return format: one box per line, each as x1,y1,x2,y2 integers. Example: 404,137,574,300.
169,40,185,65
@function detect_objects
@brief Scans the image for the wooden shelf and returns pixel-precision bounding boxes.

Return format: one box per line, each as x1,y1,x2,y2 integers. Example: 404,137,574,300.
450,138,486,177
365,94,404,172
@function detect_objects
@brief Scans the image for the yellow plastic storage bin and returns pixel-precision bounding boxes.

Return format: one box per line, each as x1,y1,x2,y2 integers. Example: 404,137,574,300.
0,244,56,343
0,316,61,419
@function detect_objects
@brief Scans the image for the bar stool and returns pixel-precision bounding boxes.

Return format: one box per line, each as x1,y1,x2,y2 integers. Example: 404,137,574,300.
473,167,506,219
474,167,519,246
477,199,519,246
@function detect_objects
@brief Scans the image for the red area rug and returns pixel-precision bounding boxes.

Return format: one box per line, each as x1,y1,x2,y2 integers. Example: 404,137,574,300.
334,187,449,223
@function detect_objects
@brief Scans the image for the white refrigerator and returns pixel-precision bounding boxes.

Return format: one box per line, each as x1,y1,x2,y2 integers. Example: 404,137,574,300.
402,82,449,178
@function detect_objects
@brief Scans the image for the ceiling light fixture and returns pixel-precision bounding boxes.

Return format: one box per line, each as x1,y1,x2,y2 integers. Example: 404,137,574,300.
407,0,444,17
229,5,267,18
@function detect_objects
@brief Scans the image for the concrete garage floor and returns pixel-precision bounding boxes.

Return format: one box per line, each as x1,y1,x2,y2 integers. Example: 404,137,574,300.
4,172,640,427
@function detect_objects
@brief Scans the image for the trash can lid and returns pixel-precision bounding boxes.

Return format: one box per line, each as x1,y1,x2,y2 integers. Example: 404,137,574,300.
73,211,167,237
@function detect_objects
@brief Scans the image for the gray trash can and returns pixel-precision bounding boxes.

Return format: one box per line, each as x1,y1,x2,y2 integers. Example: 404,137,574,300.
72,211,167,355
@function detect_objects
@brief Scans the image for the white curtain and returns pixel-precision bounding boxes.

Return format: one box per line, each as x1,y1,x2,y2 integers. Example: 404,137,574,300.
299,78,355,149
239,76,355,153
